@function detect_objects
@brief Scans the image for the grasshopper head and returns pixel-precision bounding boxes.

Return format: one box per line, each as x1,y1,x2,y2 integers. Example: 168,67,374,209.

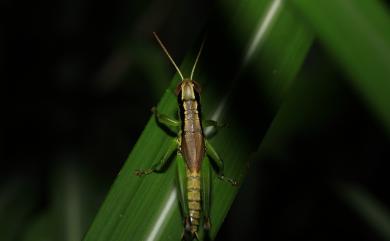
152,32,205,101
175,79,201,101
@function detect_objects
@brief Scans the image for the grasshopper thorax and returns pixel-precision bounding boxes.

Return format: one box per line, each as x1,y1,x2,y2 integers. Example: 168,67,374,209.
175,79,201,101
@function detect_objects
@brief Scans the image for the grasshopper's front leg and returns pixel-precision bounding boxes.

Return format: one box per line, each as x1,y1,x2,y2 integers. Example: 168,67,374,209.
135,138,178,176
205,140,239,186
152,107,180,132
134,107,180,176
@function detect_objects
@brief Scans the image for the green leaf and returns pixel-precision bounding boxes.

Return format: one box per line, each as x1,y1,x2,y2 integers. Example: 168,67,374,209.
21,211,54,241
338,183,390,240
83,1,313,240
21,161,104,241
290,0,390,133
0,178,39,241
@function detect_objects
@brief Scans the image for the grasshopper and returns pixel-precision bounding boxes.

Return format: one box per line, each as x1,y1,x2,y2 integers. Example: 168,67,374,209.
135,32,238,240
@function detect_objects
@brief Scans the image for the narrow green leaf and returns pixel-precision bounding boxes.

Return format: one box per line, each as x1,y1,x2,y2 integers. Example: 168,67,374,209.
83,1,313,240
51,162,102,241
290,0,390,133
0,178,39,241
21,211,54,241
21,161,104,241
338,184,390,240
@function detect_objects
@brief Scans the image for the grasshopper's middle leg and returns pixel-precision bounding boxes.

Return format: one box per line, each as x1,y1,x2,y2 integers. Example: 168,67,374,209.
135,138,178,176
202,119,226,128
205,140,239,186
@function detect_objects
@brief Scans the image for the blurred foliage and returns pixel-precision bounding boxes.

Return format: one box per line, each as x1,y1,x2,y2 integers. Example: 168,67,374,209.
2,0,390,241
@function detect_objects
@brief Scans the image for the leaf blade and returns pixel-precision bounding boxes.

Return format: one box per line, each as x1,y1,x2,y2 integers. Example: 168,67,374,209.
83,1,314,240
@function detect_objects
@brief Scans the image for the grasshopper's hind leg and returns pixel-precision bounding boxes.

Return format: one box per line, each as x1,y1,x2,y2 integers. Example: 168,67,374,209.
177,153,193,240
205,140,239,186
202,156,211,231
135,138,178,176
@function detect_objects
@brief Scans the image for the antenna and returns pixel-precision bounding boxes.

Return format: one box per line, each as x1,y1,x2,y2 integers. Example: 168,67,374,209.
153,32,184,81
190,38,205,80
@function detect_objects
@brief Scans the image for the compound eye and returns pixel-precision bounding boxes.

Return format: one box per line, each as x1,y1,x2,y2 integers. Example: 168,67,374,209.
192,81,202,94
175,83,182,96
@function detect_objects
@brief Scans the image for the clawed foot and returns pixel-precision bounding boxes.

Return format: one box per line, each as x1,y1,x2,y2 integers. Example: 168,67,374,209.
218,175,239,186
134,169,153,176
203,216,211,231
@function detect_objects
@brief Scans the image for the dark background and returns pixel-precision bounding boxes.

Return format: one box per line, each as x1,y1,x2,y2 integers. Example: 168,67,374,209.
2,0,390,240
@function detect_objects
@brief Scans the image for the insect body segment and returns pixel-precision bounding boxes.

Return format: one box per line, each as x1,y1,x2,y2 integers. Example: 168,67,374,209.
187,170,201,234
180,91,204,172
135,32,238,240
